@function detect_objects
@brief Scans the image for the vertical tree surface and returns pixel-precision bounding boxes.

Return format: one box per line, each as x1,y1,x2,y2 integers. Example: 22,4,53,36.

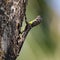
0,0,42,60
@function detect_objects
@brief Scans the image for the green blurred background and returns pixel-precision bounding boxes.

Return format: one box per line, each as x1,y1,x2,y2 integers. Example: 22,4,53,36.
17,0,60,60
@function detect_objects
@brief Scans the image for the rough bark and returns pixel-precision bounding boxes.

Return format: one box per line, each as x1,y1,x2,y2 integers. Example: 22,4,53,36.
0,0,42,60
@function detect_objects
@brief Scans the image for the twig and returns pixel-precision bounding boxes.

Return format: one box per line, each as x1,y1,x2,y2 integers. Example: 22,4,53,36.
18,16,42,51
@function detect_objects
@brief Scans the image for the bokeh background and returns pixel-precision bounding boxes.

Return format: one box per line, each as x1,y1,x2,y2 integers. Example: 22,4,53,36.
17,0,60,60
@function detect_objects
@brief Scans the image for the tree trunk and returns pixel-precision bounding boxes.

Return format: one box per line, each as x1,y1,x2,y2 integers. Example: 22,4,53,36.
0,0,42,60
